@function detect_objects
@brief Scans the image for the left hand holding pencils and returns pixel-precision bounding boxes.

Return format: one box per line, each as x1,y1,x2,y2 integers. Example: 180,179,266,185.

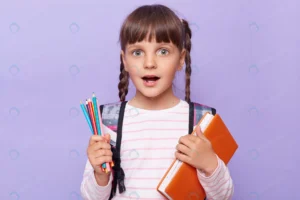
175,125,218,177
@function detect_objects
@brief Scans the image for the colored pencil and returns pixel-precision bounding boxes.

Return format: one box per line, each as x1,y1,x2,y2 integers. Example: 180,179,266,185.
91,100,97,132
86,99,105,171
80,94,114,173
92,93,101,136
80,101,93,134
88,99,98,135
86,100,94,134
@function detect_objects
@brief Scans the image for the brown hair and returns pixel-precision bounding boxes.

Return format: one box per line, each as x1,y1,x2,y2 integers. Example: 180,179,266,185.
118,4,192,102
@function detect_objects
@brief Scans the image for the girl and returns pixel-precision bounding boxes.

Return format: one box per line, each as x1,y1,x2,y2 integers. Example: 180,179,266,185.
80,4,234,200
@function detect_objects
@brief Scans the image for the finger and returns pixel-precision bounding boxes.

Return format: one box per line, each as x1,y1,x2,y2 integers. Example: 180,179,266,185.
176,143,192,156
187,134,201,143
103,133,111,143
179,135,195,148
92,141,111,151
89,135,105,146
175,151,191,164
94,149,113,158
93,156,113,166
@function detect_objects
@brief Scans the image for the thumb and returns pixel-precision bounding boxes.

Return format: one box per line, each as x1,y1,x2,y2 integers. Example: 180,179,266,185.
195,124,203,137
195,125,210,142
104,133,111,142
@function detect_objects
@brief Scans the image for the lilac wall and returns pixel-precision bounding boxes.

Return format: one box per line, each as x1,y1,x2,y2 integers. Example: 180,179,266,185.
1,0,299,199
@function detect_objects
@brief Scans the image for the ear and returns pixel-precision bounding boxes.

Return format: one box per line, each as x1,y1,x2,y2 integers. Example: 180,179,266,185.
178,48,186,71
121,50,128,72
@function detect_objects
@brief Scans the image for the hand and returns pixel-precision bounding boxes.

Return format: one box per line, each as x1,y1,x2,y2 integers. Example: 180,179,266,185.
87,134,112,177
175,125,218,176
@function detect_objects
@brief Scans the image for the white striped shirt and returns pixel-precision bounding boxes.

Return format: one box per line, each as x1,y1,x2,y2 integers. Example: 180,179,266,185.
80,99,234,200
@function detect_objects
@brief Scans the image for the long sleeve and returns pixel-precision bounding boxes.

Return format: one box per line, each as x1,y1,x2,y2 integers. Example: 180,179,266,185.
197,155,234,200
80,159,113,200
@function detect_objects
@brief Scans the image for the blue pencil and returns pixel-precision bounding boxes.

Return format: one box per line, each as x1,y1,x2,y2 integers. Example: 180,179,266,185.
92,93,101,136
80,101,93,134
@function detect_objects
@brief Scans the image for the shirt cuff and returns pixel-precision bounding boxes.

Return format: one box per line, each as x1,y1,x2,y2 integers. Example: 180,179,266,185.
90,171,113,193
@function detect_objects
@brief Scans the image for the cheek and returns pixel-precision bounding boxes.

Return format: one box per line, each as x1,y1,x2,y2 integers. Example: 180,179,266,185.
126,60,143,76
159,59,179,72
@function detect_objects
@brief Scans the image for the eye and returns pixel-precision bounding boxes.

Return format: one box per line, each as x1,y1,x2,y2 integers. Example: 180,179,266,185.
132,50,143,56
157,48,169,55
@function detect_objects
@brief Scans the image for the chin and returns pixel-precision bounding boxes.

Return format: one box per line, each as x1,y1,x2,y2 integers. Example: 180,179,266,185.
132,78,171,99
137,87,168,100
140,91,161,99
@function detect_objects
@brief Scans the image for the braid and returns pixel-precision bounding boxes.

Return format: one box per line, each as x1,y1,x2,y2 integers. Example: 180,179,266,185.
182,19,192,103
118,54,129,102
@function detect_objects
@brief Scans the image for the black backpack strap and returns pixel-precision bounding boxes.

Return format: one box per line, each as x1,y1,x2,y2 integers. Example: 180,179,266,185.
99,101,128,199
113,101,127,194
189,101,217,134
188,101,195,134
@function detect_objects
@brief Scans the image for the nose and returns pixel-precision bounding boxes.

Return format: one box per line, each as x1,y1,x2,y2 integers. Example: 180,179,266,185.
144,54,157,69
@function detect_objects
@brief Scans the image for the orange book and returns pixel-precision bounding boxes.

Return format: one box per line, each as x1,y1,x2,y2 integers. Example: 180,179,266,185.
157,112,238,200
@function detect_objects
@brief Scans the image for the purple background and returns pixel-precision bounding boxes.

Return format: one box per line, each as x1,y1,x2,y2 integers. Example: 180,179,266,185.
1,0,300,199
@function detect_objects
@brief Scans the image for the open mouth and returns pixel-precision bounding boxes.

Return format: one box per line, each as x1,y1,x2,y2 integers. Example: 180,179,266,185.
142,75,160,82
142,75,160,86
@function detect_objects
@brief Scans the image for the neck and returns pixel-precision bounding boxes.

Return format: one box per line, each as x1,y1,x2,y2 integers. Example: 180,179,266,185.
128,87,180,110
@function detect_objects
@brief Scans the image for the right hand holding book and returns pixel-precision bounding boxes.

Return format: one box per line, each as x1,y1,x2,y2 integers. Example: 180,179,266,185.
157,112,238,200
174,124,219,177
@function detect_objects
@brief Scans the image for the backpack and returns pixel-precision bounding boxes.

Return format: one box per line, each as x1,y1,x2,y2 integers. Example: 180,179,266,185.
100,100,216,200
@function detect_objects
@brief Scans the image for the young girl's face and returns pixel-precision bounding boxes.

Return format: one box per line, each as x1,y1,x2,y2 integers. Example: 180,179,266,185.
121,38,186,99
